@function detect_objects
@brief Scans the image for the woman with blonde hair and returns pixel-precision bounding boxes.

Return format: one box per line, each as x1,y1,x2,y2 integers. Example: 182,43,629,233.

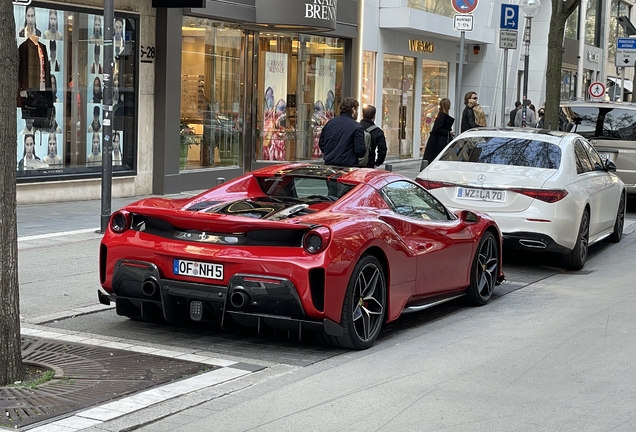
422,98,455,163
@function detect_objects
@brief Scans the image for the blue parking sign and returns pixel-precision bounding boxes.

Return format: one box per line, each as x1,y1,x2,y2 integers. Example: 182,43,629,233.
500,4,519,30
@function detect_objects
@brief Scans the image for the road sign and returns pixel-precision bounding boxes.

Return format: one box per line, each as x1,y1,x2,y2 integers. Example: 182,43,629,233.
589,81,606,98
454,14,474,31
499,29,518,49
500,4,519,30
452,0,478,14
616,37,636,67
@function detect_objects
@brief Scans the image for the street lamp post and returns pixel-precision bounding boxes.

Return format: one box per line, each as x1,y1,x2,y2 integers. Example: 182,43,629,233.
520,0,541,127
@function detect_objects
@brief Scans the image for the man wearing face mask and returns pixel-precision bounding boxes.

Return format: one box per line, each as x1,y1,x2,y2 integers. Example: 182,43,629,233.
318,97,366,168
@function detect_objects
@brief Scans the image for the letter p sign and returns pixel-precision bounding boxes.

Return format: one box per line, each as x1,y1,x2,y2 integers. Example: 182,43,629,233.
500,4,519,30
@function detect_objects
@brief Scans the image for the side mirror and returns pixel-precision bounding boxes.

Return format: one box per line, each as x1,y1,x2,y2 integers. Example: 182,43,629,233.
605,159,617,172
457,209,481,224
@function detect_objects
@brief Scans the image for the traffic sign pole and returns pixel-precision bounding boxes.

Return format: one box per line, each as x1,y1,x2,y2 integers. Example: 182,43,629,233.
456,31,465,136
502,48,508,127
621,68,626,101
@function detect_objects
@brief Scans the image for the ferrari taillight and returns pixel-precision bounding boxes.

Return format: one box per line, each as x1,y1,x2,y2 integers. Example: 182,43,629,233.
110,211,131,233
303,226,331,254
416,178,456,190
510,188,569,203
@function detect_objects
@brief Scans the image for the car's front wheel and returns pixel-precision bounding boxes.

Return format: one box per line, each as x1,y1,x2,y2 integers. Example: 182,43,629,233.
466,232,498,306
608,191,625,243
563,209,590,270
324,255,386,350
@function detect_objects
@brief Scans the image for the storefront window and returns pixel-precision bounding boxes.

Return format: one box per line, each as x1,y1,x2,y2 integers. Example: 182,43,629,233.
14,3,137,179
382,54,414,159
608,0,631,63
407,0,455,18
180,18,243,171
561,70,576,100
257,33,344,161
420,60,448,152
362,51,376,107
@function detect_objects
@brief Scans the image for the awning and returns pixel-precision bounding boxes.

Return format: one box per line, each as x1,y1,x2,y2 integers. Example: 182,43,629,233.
608,77,633,93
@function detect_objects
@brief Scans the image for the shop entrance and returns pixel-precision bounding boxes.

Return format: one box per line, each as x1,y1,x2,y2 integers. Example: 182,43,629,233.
382,54,414,159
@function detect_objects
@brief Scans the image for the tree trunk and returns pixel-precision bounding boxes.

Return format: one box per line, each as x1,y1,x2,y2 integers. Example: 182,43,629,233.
544,0,581,130
0,1,23,385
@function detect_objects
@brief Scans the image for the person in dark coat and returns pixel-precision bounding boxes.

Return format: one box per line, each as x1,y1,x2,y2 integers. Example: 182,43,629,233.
508,101,521,126
359,105,387,168
319,97,366,167
422,98,455,163
461,91,479,133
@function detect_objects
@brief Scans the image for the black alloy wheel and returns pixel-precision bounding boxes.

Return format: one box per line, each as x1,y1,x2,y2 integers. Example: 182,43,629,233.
466,232,498,306
332,255,386,350
563,210,590,271
608,191,625,243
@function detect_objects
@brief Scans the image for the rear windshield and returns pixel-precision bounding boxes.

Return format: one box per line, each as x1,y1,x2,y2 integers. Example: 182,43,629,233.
256,176,355,200
560,106,636,140
438,137,561,169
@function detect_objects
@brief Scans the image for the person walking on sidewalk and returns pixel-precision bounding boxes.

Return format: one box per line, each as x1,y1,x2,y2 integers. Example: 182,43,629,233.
319,97,366,168
422,98,455,163
359,105,387,168
461,91,480,133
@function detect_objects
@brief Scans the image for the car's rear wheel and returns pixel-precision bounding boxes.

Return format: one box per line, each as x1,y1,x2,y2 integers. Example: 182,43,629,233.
466,232,498,306
608,191,625,243
322,255,386,350
563,209,590,271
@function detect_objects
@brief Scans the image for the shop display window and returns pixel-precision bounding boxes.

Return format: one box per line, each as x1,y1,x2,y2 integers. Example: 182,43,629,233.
382,54,414,159
420,60,449,152
362,51,376,107
14,3,138,180
180,18,243,171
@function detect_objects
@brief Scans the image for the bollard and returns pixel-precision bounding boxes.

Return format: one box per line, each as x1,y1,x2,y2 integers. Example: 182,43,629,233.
216,177,225,186
384,164,393,172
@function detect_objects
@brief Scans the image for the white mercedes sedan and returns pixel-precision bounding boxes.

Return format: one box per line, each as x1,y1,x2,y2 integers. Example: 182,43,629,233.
416,128,625,270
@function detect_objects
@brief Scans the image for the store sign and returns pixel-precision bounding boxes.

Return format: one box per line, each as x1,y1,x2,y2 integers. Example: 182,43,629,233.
256,0,337,32
408,39,434,54
587,51,600,63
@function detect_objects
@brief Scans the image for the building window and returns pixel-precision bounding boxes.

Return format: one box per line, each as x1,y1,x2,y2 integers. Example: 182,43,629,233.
585,0,600,47
180,18,243,171
256,33,344,161
608,0,632,63
420,60,448,152
407,0,455,18
564,6,579,40
14,3,138,180
362,51,376,107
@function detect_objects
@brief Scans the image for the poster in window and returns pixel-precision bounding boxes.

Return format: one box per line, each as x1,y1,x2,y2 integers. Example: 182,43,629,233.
113,17,126,58
112,131,124,166
88,14,103,44
42,9,63,41
262,52,288,161
312,57,336,158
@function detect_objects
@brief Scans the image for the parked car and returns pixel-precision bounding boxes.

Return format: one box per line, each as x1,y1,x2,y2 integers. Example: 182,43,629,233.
560,100,636,195
99,164,504,349
416,128,625,270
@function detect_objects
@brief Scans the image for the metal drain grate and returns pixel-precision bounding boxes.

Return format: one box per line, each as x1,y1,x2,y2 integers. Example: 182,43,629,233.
0,337,213,428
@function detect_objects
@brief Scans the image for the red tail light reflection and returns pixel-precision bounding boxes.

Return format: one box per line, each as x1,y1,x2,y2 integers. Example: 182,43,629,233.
415,179,456,190
510,188,569,203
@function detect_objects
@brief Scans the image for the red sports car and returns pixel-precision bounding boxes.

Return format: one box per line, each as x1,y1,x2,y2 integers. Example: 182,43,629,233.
98,164,504,349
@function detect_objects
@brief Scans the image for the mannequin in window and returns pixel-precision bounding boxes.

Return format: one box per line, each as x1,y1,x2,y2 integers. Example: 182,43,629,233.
43,133,62,165
91,44,102,74
19,6,41,38
43,10,63,41
18,34,55,127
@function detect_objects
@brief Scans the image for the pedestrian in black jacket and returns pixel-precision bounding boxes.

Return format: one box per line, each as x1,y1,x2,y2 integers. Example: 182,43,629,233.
508,101,521,126
360,105,387,168
461,91,479,133
319,97,366,167
422,98,455,163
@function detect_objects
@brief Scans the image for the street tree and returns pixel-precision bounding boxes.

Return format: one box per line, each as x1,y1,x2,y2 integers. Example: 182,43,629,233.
0,1,23,385
544,0,581,130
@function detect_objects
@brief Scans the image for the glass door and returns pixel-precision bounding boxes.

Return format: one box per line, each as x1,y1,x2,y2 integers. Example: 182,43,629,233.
382,54,414,159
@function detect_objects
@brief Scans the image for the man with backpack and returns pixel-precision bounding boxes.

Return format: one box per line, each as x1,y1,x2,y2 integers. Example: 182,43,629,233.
319,97,366,167
360,105,387,168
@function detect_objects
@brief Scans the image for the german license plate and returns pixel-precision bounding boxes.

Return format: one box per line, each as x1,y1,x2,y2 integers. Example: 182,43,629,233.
599,152,614,161
173,259,223,280
456,187,506,202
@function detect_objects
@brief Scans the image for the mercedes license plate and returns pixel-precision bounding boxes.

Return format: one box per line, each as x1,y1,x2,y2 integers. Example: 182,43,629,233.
599,152,615,161
456,187,506,203
173,259,223,280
